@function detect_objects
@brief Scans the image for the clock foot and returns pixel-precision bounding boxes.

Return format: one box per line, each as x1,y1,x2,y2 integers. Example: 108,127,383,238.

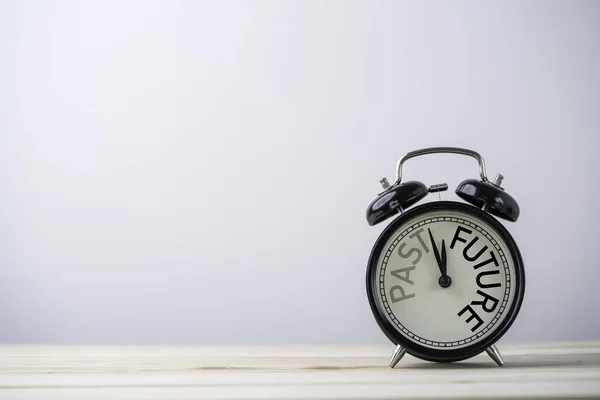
485,344,504,367
389,345,406,368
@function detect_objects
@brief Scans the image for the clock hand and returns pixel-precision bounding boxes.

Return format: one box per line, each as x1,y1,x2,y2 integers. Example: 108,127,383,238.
428,228,452,288
427,228,444,277
439,238,452,287
441,239,447,277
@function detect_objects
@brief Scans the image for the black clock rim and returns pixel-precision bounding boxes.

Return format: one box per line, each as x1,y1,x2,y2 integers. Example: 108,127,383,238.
365,200,526,363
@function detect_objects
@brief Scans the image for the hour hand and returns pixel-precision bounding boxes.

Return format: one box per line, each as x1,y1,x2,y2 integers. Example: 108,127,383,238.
441,239,447,277
429,229,452,288
427,228,444,276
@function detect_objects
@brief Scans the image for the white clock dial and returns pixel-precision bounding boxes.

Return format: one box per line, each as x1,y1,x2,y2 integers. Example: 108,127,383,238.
373,208,517,350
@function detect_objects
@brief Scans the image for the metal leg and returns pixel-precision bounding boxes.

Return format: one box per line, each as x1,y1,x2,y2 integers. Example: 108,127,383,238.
485,344,504,367
389,345,406,368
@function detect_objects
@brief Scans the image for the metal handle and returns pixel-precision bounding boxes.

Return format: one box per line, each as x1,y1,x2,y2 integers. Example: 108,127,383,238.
394,147,489,184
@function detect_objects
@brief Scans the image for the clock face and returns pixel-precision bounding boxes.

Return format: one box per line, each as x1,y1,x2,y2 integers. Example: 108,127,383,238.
367,201,524,360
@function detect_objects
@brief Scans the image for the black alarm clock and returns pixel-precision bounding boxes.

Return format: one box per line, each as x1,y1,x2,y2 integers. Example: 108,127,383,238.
365,147,525,367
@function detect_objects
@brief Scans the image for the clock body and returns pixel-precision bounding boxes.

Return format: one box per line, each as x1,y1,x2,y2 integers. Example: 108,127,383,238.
366,200,525,363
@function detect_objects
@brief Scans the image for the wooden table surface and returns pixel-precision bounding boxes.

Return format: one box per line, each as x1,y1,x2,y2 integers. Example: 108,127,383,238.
1,341,599,399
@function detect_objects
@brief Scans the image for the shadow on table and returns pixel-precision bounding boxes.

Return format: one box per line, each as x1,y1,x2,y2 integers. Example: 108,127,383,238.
297,354,600,371
397,354,600,369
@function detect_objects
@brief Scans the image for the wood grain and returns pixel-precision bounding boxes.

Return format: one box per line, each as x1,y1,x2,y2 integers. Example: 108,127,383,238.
1,341,599,399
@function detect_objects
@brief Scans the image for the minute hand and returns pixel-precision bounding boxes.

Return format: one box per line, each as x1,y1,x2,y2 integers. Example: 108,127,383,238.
427,228,445,277
441,239,447,277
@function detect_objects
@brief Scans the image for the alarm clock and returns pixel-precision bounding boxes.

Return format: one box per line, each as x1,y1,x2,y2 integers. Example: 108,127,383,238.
365,147,525,367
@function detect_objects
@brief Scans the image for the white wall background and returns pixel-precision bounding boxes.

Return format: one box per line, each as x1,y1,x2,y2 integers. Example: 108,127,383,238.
1,0,599,345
